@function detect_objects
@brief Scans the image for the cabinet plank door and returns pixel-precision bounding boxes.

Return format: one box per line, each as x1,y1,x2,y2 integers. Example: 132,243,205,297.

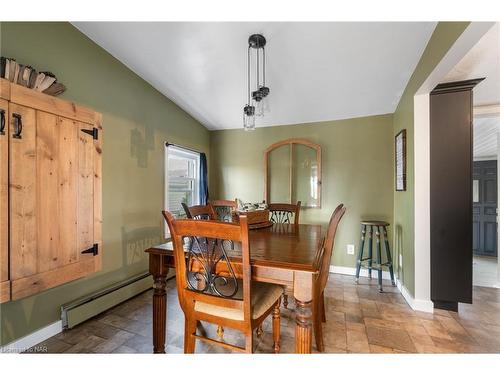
93,115,103,272
9,103,37,281
0,98,10,303
10,112,99,300
37,111,61,273
77,122,95,260
58,117,78,265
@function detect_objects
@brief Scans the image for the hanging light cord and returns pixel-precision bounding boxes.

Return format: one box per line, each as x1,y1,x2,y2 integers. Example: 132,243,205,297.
263,47,266,86
247,46,251,105
256,48,260,88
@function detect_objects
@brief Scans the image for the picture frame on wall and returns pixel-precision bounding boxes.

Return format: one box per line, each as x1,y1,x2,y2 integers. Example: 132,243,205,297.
395,129,407,191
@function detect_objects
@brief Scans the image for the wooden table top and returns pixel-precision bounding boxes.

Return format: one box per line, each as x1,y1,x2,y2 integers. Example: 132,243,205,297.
146,223,324,272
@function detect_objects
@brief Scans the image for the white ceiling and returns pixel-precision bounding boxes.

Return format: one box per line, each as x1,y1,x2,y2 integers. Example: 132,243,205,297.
444,23,500,106
74,22,436,130
474,117,500,160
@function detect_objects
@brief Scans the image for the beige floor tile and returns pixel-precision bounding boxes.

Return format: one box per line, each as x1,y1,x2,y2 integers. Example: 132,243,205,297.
369,344,398,353
365,325,416,353
346,326,370,353
112,345,138,353
420,319,453,340
64,335,106,353
92,330,136,353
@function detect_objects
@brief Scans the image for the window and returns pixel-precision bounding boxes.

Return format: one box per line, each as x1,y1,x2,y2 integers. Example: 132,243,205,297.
165,146,200,218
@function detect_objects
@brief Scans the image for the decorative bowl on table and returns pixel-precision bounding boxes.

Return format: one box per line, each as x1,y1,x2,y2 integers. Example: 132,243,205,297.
232,201,272,229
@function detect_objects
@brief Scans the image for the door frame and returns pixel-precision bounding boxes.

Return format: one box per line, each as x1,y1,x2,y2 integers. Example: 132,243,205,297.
412,22,496,312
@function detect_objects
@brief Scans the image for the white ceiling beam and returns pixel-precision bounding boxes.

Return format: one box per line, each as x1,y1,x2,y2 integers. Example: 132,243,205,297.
474,103,500,118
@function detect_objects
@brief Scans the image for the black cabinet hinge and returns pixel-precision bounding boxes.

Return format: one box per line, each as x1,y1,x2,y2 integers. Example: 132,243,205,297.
81,243,98,256
81,127,98,140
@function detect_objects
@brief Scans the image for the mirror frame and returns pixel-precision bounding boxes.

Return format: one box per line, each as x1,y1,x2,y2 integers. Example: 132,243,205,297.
264,138,322,208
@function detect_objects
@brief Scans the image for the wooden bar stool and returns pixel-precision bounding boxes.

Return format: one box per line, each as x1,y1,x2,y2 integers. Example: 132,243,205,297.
355,221,395,292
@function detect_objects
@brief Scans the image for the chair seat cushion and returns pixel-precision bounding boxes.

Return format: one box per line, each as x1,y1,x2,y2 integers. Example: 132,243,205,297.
194,281,284,321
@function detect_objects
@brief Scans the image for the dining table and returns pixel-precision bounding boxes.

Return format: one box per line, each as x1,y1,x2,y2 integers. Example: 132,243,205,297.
145,222,324,354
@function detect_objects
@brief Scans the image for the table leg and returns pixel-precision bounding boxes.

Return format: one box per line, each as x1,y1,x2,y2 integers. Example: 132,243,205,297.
150,253,168,354
293,271,313,353
295,299,313,353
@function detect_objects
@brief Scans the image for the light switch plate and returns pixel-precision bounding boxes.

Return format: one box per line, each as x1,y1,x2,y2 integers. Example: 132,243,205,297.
399,254,403,267
347,244,355,255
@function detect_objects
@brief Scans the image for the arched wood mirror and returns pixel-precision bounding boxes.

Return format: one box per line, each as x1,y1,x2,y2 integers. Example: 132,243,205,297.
264,139,321,208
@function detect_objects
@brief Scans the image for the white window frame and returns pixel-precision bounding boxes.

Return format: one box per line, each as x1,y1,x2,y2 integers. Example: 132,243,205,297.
164,145,201,238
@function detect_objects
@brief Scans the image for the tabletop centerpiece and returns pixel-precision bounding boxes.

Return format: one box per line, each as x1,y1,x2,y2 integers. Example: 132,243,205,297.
231,200,273,229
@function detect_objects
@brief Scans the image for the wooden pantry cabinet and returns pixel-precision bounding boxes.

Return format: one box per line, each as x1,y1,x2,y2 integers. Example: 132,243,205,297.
0,79,102,302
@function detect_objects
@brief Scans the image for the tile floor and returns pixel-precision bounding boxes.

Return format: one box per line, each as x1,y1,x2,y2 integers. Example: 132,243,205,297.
473,256,499,288
29,274,500,353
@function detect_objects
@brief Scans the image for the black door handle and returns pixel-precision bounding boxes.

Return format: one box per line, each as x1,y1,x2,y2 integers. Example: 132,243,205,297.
13,113,22,139
0,110,5,135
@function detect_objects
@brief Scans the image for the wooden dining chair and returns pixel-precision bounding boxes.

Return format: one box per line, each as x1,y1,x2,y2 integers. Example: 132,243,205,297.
163,211,284,353
312,204,346,352
268,201,301,308
268,201,301,225
210,199,238,222
181,202,226,337
181,203,216,220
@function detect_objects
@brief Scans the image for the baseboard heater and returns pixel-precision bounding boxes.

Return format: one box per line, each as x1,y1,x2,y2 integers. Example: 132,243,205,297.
61,272,153,329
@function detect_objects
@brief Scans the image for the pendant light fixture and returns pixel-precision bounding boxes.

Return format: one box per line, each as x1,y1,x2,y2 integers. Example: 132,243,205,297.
243,34,270,131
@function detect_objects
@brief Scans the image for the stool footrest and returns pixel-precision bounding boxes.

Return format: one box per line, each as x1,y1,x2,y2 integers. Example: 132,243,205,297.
358,262,392,271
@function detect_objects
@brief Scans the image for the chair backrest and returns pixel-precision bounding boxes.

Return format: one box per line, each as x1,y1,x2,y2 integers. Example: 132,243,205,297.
181,203,216,220
268,201,301,225
163,211,253,322
210,199,238,222
316,204,346,293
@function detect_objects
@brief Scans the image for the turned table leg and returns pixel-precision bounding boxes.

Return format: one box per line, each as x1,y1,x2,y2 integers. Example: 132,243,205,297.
293,271,313,353
150,253,169,354
295,299,313,353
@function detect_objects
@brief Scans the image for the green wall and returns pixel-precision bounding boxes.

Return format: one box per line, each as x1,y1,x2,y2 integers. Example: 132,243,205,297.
210,114,394,269
0,22,210,345
392,22,470,296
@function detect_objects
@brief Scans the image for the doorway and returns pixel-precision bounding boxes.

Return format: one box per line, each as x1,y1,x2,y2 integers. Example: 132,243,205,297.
472,120,499,288
412,22,499,313
441,23,500,292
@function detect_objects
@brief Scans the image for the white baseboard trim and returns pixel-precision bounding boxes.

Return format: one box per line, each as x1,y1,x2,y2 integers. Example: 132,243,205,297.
329,265,392,280
0,320,62,353
329,265,434,313
395,279,434,313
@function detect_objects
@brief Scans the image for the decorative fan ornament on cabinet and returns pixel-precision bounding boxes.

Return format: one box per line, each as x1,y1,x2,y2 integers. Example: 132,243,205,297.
243,34,270,131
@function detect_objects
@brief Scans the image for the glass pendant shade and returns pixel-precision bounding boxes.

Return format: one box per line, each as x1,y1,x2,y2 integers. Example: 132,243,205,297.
243,113,255,130
255,99,264,117
243,105,255,131
259,86,270,114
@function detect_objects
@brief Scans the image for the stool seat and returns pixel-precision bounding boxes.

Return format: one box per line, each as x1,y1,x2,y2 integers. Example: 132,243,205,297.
360,220,389,226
